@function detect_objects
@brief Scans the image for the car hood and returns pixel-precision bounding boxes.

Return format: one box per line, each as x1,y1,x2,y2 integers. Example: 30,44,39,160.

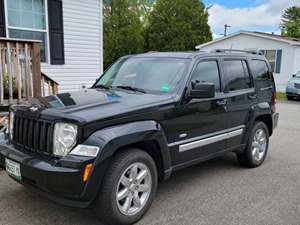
26,88,174,123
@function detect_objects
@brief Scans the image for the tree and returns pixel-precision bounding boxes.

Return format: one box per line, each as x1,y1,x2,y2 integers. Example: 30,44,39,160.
145,0,212,51
103,0,144,68
281,6,300,38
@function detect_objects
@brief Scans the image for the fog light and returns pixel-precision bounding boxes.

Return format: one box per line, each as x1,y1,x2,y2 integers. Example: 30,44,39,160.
83,163,93,182
70,145,100,157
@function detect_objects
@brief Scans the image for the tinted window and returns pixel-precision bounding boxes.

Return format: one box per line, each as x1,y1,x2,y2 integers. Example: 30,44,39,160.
251,60,271,80
223,60,252,91
191,61,221,92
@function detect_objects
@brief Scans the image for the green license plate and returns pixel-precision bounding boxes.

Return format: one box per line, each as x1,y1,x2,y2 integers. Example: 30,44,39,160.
5,158,21,181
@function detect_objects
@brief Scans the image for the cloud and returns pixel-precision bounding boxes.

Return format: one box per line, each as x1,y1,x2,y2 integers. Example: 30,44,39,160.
208,0,300,34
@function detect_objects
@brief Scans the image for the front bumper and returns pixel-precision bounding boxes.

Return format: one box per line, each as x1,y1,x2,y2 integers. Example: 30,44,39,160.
286,92,300,98
286,87,300,98
0,144,95,208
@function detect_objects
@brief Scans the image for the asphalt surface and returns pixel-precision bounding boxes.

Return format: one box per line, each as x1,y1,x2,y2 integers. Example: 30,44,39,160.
0,100,300,225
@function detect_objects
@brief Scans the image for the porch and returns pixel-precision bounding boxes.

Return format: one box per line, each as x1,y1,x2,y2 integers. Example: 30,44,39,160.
0,37,58,133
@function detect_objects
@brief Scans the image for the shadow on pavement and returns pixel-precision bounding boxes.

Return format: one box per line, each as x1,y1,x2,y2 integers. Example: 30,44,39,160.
0,152,241,225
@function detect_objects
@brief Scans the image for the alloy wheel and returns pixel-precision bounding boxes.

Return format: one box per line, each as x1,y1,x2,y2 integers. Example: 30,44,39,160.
116,162,152,216
251,128,267,161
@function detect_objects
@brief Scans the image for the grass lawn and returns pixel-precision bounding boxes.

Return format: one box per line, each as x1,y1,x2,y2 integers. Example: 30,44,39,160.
276,92,286,100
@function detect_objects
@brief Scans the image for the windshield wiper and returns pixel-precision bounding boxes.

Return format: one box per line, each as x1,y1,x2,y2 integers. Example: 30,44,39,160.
113,85,146,93
93,84,111,90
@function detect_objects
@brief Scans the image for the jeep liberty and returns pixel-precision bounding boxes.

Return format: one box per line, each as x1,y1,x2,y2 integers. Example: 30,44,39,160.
0,50,279,225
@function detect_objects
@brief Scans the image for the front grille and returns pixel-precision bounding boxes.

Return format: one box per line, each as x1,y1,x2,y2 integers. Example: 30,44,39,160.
12,114,54,154
294,83,300,89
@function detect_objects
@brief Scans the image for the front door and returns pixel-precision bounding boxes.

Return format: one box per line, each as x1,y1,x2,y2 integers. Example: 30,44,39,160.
168,58,229,167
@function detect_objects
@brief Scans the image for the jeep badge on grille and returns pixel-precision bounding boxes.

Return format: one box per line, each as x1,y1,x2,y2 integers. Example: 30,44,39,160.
29,106,39,112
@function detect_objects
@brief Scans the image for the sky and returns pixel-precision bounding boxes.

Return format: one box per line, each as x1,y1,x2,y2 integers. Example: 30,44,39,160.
203,0,300,39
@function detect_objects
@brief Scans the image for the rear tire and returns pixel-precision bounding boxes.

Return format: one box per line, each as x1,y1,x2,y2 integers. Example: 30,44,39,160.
287,95,293,100
95,148,158,225
237,121,269,168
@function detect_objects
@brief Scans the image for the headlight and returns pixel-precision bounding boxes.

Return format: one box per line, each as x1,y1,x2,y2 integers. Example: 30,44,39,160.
9,111,14,140
53,123,78,156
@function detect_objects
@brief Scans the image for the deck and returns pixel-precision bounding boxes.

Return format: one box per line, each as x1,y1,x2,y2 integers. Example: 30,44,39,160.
0,38,59,133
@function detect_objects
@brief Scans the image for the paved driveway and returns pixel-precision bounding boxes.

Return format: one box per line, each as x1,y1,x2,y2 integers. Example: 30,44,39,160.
0,100,300,225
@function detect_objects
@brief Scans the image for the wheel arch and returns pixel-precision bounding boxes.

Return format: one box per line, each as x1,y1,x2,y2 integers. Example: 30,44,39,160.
113,140,166,181
85,120,172,181
80,121,172,205
251,102,273,137
254,114,273,136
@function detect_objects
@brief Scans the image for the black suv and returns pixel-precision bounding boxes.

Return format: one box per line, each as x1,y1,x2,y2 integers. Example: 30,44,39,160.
0,50,279,225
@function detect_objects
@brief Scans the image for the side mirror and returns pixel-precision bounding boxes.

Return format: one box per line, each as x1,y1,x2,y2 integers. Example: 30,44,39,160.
189,82,215,99
292,74,296,78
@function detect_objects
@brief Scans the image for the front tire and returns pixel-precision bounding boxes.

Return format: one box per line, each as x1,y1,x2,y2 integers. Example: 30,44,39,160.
237,121,269,168
95,149,158,225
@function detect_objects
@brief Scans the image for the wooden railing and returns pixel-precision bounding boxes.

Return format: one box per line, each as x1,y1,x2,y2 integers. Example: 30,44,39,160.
0,38,58,106
0,38,60,134
41,72,59,96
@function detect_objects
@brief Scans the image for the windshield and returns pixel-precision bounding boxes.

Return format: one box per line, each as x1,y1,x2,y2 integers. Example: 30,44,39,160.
95,57,190,94
296,71,300,78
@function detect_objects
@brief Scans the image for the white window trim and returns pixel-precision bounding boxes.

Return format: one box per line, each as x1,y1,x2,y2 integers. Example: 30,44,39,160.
44,0,50,65
274,50,278,74
4,0,50,64
7,26,47,33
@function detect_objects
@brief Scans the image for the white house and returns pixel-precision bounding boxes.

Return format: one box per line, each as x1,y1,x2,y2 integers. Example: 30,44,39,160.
0,0,103,93
196,31,300,92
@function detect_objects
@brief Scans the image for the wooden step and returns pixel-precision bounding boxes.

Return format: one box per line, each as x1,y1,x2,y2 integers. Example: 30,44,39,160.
0,112,8,117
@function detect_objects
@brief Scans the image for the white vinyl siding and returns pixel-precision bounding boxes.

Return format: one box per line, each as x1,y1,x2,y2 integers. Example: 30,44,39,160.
293,48,300,76
41,0,102,93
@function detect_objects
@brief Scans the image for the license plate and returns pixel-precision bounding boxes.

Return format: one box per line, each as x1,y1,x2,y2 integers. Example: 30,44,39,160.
5,158,21,180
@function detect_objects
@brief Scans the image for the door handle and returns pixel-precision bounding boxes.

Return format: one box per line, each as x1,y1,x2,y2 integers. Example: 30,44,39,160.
248,94,257,100
216,99,227,106
260,86,273,91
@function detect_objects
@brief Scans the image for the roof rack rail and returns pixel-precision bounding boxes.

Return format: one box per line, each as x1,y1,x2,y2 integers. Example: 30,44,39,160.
212,49,264,55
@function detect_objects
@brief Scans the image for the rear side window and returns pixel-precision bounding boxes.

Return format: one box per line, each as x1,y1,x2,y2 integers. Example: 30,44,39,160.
251,60,271,80
191,60,221,92
223,60,252,91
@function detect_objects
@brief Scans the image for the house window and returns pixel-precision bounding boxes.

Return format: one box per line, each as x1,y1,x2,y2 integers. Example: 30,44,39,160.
260,49,282,74
265,50,276,72
5,0,48,62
